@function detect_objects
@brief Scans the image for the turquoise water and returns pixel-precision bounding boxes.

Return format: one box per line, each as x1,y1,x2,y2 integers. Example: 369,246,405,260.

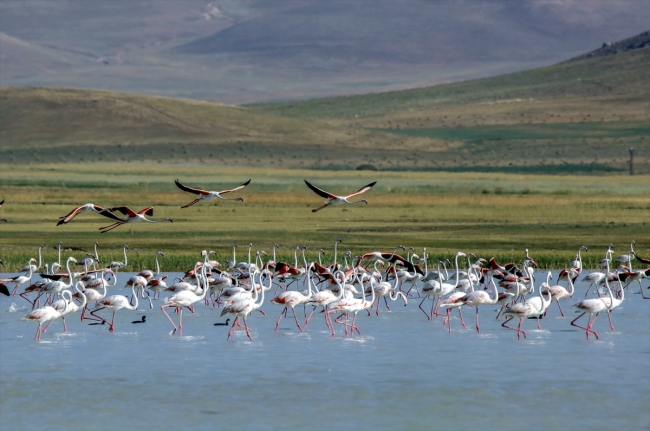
1,271,648,431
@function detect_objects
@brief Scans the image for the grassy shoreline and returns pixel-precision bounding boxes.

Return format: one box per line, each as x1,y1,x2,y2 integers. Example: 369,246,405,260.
0,165,647,272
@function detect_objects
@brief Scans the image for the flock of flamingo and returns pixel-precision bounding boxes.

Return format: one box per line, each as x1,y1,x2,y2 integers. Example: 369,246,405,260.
1,239,648,342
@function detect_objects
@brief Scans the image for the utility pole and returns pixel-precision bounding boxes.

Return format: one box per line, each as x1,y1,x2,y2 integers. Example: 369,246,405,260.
628,147,634,176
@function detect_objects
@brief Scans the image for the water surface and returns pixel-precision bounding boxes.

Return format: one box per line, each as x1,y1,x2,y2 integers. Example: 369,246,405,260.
1,271,648,430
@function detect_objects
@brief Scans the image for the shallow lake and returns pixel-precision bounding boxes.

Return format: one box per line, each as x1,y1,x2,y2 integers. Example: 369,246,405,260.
1,270,648,431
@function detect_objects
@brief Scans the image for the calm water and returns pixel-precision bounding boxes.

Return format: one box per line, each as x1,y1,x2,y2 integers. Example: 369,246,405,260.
1,271,648,431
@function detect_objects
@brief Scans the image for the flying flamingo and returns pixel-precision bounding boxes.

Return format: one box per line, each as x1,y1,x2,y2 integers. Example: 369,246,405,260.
56,203,124,225
21,299,68,341
98,206,172,233
0,281,9,297
161,264,209,335
304,179,377,212
174,179,251,208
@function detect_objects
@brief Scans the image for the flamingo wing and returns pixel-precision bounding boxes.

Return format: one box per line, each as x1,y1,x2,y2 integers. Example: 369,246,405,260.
0,282,9,297
0,199,4,208
137,207,155,216
175,179,208,196
345,181,377,198
105,206,138,218
218,179,251,195
304,180,336,199
57,205,87,225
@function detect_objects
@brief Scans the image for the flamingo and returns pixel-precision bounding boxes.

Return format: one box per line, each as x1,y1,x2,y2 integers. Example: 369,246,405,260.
98,206,172,233
33,257,77,306
56,203,124,226
174,178,251,208
161,264,209,335
501,286,552,339
73,271,114,322
90,281,141,332
428,252,466,318
106,244,129,271
598,275,625,331
544,270,575,317
459,270,499,333
304,270,346,335
368,262,408,315
328,268,376,337
614,240,635,266
21,299,68,341
419,260,444,320
220,269,268,341
1,258,36,295
20,244,43,273
304,179,377,212
570,273,615,340
270,261,314,332
44,282,87,333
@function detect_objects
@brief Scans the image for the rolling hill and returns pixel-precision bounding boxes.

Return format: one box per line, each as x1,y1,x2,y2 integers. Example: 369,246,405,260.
1,1,648,103
1,32,648,174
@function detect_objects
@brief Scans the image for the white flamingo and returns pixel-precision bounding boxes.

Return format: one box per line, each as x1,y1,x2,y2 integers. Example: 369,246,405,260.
304,179,377,212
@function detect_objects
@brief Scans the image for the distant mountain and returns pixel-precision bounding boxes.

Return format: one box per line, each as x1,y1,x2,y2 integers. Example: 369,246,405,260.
0,1,648,103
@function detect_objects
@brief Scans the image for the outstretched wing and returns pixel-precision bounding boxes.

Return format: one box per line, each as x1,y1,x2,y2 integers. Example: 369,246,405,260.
57,205,86,226
138,207,154,216
219,179,251,195
346,181,377,198
304,180,336,199
175,179,207,196
0,282,9,297
0,199,4,208
104,206,137,218
96,207,127,222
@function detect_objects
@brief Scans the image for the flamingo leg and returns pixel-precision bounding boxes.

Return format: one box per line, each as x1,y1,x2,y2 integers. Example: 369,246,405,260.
571,312,599,340
475,307,480,333
178,308,183,336
556,300,565,317
304,307,316,329
350,313,361,335
458,307,467,329
35,323,43,341
418,296,431,320
274,310,284,332
292,307,303,332
384,296,391,311
227,317,238,340
89,307,108,325
109,310,116,332
606,311,615,331
161,305,178,334
243,316,252,340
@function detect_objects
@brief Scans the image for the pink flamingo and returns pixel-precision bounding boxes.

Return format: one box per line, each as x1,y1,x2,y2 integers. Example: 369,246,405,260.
544,270,575,317
98,206,172,233
174,178,251,208
1,258,36,295
304,179,377,212
270,261,314,332
90,281,141,332
304,270,346,335
160,265,209,335
56,203,124,225
459,272,499,333
570,276,615,340
21,300,68,340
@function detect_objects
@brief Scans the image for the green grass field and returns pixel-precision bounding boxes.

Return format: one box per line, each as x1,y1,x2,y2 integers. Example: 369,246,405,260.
1,166,648,271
